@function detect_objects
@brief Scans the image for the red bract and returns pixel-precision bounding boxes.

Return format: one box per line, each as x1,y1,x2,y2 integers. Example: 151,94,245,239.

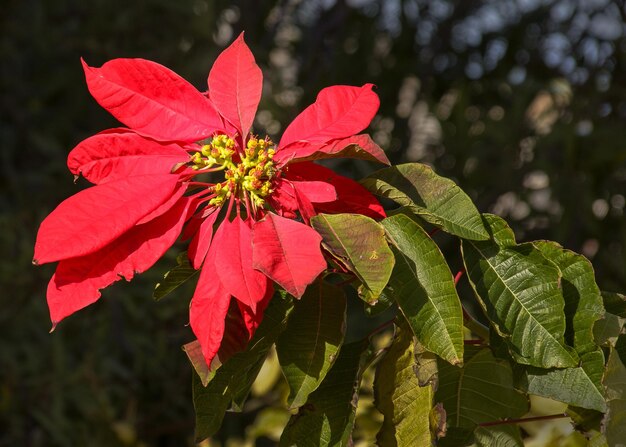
34,33,389,367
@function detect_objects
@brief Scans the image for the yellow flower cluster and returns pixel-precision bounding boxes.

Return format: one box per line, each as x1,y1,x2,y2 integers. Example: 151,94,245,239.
190,134,236,169
191,135,276,208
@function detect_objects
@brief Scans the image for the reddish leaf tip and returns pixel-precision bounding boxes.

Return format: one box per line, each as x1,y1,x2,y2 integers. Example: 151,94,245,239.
80,57,91,72
252,214,326,298
49,322,58,333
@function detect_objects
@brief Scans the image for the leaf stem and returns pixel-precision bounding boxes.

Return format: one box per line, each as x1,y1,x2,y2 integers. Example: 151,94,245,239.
454,269,464,285
478,413,569,427
366,318,395,339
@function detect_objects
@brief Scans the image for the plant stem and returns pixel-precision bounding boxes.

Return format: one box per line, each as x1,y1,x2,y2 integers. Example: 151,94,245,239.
478,413,569,427
454,269,465,285
367,319,395,339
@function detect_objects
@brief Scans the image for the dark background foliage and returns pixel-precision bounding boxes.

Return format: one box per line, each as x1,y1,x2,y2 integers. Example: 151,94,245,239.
2,0,626,445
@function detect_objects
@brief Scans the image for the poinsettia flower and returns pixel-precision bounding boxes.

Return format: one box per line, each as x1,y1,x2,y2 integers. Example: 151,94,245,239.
34,33,389,367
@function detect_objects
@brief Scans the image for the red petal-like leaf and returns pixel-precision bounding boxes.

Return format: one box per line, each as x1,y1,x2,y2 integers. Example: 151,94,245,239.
268,178,298,219
67,129,189,184
219,299,252,362
82,58,225,142
136,184,187,225
213,216,267,312
236,284,274,339
188,208,219,269
294,187,316,224
181,215,203,242
287,162,385,219
268,179,327,222
208,32,262,138
278,84,379,148
290,180,337,203
34,174,180,264
186,297,252,382
274,134,390,166
252,213,326,298
47,197,191,324
190,254,232,367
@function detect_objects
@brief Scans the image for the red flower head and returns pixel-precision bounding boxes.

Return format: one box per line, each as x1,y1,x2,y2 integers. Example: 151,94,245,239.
33,33,389,367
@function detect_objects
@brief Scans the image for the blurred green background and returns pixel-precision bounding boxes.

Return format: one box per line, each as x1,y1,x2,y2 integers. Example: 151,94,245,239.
2,0,626,445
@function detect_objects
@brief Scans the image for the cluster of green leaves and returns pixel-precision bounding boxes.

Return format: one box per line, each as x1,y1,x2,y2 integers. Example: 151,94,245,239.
160,162,625,445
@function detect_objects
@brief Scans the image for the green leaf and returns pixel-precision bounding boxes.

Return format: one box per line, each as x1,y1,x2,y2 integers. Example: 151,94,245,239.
436,348,528,437
516,241,606,411
153,251,198,300
362,163,489,240
193,292,294,442
595,291,626,342
474,425,524,447
230,356,267,412
382,213,464,365
276,281,347,409
594,312,625,347
481,213,517,247
518,351,606,412
595,291,626,347
279,341,375,447
588,431,609,447
373,321,433,447
534,241,604,355
185,299,252,387
602,342,626,446
310,213,394,303
183,340,214,386
602,291,626,317
414,338,439,388
566,405,604,432
461,214,578,368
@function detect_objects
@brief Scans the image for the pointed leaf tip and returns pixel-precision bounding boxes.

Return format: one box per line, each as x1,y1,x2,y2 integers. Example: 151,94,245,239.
462,215,578,368
34,174,180,264
46,197,192,323
286,162,386,220
252,213,326,298
374,322,434,446
279,84,380,148
214,216,267,313
208,31,262,138
363,163,489,240
67,129,188,184
310,213,394,303
82,57,225,141
49,322,58,333
276,281,347,409
190,265,232,367
275,134,389,166
382,214,464,365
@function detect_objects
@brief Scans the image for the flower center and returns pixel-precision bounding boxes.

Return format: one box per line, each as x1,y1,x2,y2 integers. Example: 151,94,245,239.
190,135,276,209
